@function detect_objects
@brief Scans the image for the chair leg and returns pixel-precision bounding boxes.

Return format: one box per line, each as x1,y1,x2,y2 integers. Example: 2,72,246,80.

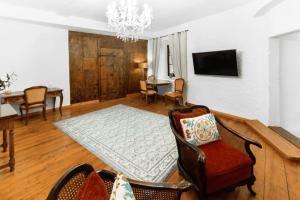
25,109,29,125
43,106,47,121
146,95,148,104
247,182,256,196
19,108,23,121
155,94,157,102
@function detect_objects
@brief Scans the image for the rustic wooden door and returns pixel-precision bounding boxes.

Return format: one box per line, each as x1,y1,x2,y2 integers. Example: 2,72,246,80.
99,48,126,101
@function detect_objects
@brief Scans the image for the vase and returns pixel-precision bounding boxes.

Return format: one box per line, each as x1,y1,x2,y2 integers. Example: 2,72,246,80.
3,87,11,95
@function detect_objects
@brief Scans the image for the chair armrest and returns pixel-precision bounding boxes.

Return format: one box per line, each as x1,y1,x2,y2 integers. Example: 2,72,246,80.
215,117,262,149
97,170,192,191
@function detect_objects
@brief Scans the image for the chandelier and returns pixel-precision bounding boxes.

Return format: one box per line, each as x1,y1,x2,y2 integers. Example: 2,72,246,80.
106,0,152,42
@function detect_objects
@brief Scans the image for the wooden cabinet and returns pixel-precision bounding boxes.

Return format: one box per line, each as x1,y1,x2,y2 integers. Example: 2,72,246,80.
69,32,147,104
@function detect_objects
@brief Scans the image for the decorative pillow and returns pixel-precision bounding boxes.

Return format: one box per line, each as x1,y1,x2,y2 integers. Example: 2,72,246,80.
172,108,208,136
109,174,135,200
180,113,220,146
74,171,109,200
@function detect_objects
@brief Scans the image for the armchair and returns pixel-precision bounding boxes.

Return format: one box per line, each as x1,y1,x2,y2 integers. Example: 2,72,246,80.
168,105,262,199
47,163,191,200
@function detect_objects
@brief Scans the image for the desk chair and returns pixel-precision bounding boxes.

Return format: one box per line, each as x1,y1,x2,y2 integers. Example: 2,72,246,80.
140,80,157,103
20,86,47,125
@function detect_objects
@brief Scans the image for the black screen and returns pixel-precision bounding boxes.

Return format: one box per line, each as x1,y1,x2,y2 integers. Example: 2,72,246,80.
192,49,238,76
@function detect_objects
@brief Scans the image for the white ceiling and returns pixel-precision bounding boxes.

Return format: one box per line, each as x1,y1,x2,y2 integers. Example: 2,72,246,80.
0,0,254,31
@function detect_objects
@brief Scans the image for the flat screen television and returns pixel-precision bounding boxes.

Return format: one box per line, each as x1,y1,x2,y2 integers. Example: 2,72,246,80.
192,49,238,76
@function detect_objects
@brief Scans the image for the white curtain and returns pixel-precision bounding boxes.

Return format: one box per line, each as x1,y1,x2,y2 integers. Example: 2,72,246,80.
149,38,161,78
168,31,188,103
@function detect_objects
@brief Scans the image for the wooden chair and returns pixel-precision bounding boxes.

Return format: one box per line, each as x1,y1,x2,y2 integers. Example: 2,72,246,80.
169,106,262,199
148,75,155,81
20,86,48,125
46,163,191,200
140,80,157,103
164,78,185,105
147,75,155,90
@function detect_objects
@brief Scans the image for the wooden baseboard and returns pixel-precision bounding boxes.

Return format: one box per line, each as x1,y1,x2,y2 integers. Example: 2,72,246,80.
269,126,300,149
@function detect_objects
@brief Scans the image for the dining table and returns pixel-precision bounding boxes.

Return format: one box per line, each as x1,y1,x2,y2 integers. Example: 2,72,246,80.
146,79,172,91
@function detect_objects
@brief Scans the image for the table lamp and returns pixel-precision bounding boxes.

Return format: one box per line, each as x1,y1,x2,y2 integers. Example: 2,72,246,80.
139,62,148,80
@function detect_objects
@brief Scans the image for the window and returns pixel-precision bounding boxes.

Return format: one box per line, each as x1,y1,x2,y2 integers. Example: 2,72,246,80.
167,45,175,78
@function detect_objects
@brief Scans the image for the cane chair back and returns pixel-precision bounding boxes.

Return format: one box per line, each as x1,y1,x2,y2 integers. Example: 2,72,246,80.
174,78,184,93
140,80,147,91
47,164,191,200
24,86,47,105
148,75,155,81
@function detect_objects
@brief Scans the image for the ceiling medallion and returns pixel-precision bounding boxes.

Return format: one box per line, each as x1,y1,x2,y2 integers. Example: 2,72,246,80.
106,0,152,42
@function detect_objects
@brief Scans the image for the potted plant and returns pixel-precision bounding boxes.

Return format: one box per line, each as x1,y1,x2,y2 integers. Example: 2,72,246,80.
0,73,17,105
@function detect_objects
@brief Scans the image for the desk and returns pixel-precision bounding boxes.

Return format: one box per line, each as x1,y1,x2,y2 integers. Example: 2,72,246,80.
146,79,171,91
0,104,17,172
0,88,63,115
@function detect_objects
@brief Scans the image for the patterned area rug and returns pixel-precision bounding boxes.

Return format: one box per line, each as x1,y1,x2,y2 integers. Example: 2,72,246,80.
54,104,178,182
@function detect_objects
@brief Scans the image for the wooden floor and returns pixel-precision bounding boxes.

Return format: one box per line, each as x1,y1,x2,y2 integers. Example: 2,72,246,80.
0,94,299,200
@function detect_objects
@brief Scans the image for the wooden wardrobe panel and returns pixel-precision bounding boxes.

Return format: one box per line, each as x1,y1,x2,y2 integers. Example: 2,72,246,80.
82,36,99,101
99,48,125,101
69,34,84,104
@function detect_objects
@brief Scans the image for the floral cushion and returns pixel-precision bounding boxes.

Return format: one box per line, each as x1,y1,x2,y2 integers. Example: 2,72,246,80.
109,174,135,200
180,113,220,146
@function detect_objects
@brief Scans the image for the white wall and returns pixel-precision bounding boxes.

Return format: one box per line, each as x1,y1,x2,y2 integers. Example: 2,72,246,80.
0,18,70,109
278,32,300,137
155,1,270,123
268,38,281,125
266,0,300,37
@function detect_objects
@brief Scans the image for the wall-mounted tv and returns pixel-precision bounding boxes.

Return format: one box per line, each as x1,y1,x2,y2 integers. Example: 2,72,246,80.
192,49,238,76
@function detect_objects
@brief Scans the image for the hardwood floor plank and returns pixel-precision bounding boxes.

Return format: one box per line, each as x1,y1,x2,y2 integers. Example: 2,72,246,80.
264,145,289,200
284,160,300,200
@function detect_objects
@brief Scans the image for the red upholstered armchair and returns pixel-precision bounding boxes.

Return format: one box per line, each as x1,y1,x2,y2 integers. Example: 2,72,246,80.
169,105,262,199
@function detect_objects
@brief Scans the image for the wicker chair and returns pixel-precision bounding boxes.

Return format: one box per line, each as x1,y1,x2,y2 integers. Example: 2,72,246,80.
47,163,191,200
168,105,262,199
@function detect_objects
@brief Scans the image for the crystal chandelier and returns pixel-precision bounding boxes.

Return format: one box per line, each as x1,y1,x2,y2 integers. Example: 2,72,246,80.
106,0,152,42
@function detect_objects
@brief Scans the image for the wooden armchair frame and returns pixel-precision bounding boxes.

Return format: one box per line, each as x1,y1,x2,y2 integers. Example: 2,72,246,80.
47,163,191,200
168,105,262,199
